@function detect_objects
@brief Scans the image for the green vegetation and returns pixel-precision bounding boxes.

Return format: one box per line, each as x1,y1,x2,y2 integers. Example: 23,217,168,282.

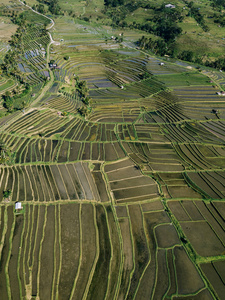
3,189,11,199
0,0,225,299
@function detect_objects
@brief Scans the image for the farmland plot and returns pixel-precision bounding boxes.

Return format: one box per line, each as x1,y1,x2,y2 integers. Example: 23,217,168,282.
1,4,225,299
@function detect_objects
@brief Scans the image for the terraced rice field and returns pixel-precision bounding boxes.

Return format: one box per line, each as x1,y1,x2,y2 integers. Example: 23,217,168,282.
1,4,225,299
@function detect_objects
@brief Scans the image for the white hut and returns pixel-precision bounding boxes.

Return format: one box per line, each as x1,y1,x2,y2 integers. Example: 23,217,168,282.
15,202,22,211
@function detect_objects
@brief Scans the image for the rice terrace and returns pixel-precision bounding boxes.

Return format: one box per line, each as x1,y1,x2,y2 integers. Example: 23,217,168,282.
1,0,225,299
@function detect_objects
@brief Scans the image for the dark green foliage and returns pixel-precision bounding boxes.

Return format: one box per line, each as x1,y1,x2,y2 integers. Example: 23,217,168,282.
214,13,225,26
3,189,12,199
37,0,62,15
2,84,31,112
206,57,225,71
186,1,209,32
137,36,176,57
32,4,45,14
104,0,124,7
178,50,194,62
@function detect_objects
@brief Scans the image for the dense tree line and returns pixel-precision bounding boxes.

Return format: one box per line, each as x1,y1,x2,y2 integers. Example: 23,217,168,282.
210,0,225,9
186,1,209,32
37,0,62,15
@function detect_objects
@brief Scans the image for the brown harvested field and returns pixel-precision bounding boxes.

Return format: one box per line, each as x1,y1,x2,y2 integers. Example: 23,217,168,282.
104,158,134,173
127,204,150,299
200,262,225,300
39,206,55,300
24,205,33,285
155,224,180,248
213,260,225,283
50,165,69,200
87,205,111,300
0,206,14,300
115,205,128,218
69,142,81,161
36,165,52,201
1,9,225,298
106,205,122,297
141,200,164,212
104,143,118,161
187,172,221,199
110,176,155,190
106,166,141,182
167,185,202,199
82,163,100,201
113,184,158,201
118,218,134,299
74,163,94,200
0,206,5,242
166,249,177,297
73,204,97,300
67,163,84,199
152,249,169,299
174,246,205,294
58,164,77,199
32,205,46,296
31,166,45,201
8,214,24,300
136,210,170,299
195,201,225,245
212,201,225,220
44,165,60,200
181,221,225,257
181,201,204,221
26,166,39,201
167,201,191,221
58,203,80,299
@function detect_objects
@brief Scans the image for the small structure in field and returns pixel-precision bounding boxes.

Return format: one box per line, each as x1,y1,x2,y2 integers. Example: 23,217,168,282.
159,62,165,66
15,202,22,211
165,4,176,8
49,63,57,69
216,91,225,96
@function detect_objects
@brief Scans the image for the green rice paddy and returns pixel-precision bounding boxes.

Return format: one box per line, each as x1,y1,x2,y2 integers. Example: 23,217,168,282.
0,0,225,299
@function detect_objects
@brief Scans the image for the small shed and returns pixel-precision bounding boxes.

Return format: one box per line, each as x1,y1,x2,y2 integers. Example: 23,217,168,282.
165,4,176,8
15,202,22,210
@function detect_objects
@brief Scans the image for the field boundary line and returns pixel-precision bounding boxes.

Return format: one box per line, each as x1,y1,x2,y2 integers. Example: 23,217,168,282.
163,250,172,299
65,164,79,199
5,208,15,299
82,203,99,300
0,207,8,264
51,205,57,300
17,205,26,299
133,204,152,299
103,204,114,300
55,204,62,300
36,205,47,298
124,205,135,299
69,203,82,299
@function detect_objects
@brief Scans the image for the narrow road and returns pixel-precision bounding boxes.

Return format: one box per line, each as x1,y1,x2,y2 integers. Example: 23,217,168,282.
18,0,60,107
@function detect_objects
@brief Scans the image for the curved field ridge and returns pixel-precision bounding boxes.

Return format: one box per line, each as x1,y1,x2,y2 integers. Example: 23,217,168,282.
0,1,225,299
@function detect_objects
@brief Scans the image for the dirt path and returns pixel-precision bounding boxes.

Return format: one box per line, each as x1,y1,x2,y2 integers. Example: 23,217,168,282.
18,0,60,107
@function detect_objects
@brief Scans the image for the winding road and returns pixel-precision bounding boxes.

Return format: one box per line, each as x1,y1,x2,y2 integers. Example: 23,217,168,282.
18,0,60,107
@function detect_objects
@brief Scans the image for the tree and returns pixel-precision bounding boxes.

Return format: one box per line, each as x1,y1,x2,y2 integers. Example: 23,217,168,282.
3,189,12,199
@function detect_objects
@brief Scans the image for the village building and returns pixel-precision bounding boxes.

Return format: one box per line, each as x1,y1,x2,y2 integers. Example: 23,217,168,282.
216,91,225,96
15,202,22,211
